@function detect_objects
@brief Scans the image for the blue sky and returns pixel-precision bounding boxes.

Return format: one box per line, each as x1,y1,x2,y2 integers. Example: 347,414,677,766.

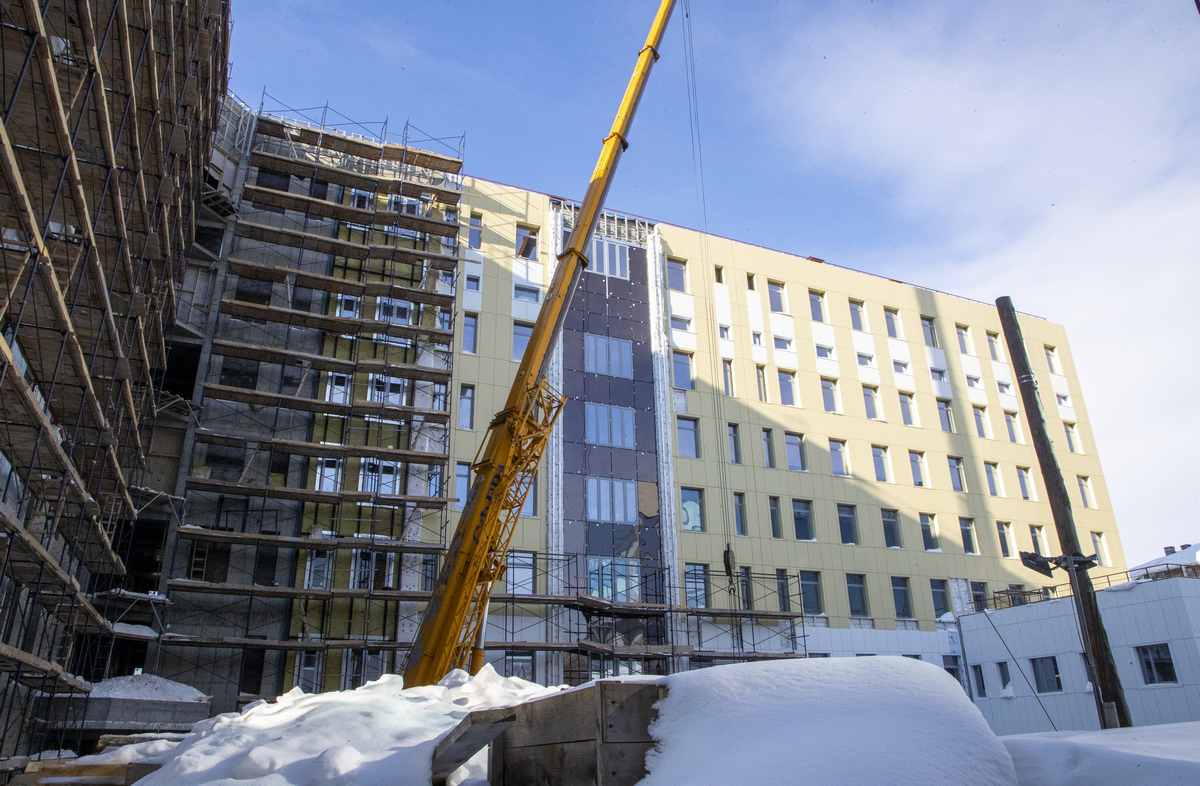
229,1,1200,565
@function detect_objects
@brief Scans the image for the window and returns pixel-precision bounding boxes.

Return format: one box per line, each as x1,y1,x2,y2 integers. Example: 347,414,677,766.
585,477,637,523
778,371,796,406
315,458,342,493
849,300,867,331
838,504,858,545
792,500,814,540
997,661,1012,690
821,378,839,413
800,571,822,614
515,226,538,260
513,284,540,303
1004,412,1021,443
351,545,395,591
684,564,709,607
768,281,787,313
956,325,973,355
727,424,742,464
506,551,535,594
677,418,700,458
884,308,901,338
584,334,634,378
512,322,533,361
829,440,849,477
931,579,950,618
882,509,901,548
746,273,755,290
985,463,1003,496
326,373,351,404
937,400,955,432
948,457,966,492
893,360,909,374
809,291,825,322
920,316,938,348
909,451,926,487
590,240,630,279
971,582,988,613
856,353,874,367
931,368,948,383
773,336,792,351
892,577,913,618
458,385,474,429
1056,393,1070,407
768,497,783,539
847,574,869,617
1136,644,1178,685
816,345,835,359
1017,467,1035,500
586,403,636,448
921,514,939,550
667,259,687,292
997,522,1014,558
862,386,880,419
899,393,916,426
420,555,439,592
872,446,890,482
1030,525,1048,557
670,316,691,331
680,488,705,532
714,266,724,283
960,518,979,555
1064,422,1079,453
673,352,693,390
752,331,763,346
718,325,731,339
1031,656,1063,693
464,274,481,292
462,313,478,354
776,569,791,612
973,406,989,438
1077,476,1093,508
377,297,414,326
454,463,470,510
739,566,754,610
987,332,1002,361
997,380,1013,395
733,493,747,536
785,433,807,471
468,212,482,248
756,366,768,402
722,360,735,396
1044,346,1059,373
1091,532,1110,566
972,665,987,698
762,429,775,468
966,375,982,389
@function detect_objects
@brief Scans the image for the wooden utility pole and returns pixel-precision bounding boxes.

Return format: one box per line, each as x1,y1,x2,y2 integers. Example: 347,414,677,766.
996,296,1131,728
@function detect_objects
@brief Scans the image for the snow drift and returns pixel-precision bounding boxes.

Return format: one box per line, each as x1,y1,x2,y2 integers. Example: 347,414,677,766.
80,665,561,786
1002,721,1200,786
640,656,1017,786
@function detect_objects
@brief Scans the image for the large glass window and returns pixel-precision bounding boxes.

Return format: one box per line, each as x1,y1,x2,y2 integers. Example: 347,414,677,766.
909,451,926,487
792,500,813,540
882,509,901,548
680,488,705,532
987,332,1002,360
673,352,693,390
468,212,482,248
974,406,989,438
586,403,636,448
778,371,796,406
884,308,901,338
677,418,700,458
727,424,741,464
937,399,955,432
863,386,880,419
960,518,978,555
590,239,630,279
809,291,825,322
997,522,1014,558
762,429,775,468
948,457,966,492
756,366,768,402
921,316,938,348
1136,643,1178,685
1005,411,1022,443
768,281,787,313
849,301,866,331
458,385,474,430
821,378,839,413
585,477,637,524
584,334,634,378
872,446,889,482
1031,656,1063,693
899,393,916,426
921,514,939,551
892,577,913,618
846,574,869,617
515,225,538,260
454,463,470,511
733,493,747,536
838,504,858,545
785,433,806,471
462,313,478,354
513,322,533,361
801,571,822,614
930,579,950,618
684,563,709,607
667,259,687,292
830,440,849,477
769,497,782,539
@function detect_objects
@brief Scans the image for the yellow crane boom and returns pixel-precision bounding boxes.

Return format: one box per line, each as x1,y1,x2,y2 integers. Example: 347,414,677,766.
403,0,678,687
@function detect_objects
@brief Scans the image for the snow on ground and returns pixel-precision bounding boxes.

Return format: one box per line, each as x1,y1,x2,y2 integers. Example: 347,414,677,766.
89,674,207,702
1002,721,1200,786
640,657,1017,786
81,664,560,786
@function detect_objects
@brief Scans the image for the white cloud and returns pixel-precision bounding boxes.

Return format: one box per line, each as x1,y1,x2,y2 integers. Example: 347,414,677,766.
752,1,1200,563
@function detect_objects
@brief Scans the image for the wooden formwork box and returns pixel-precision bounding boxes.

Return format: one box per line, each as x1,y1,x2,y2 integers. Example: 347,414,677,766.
487,680,666,786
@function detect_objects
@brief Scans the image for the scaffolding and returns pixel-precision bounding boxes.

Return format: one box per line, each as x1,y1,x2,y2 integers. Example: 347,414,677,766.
0,0,228,756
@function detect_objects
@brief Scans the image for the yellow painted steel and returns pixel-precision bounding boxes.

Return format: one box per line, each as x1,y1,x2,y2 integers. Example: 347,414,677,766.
403,0,678,687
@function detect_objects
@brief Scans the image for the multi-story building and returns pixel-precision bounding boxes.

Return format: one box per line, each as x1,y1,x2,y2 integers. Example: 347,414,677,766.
148,99,1126,712
0,0,228,755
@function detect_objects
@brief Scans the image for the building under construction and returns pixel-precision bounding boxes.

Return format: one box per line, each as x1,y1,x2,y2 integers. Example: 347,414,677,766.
0,0,228,756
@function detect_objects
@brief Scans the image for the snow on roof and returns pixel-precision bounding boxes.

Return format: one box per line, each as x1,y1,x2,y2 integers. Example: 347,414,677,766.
640,657,1016,786
113,623,158,640
1132,542,1200,571
104,665,561,786
1002,719,1200,785
89,675,207,703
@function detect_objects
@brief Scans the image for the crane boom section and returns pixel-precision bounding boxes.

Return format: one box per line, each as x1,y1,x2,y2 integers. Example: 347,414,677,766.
403,0,678,687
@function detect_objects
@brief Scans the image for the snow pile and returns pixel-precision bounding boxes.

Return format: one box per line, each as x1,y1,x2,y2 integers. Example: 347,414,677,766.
113,622,159,639
1003,721,1200,786
92,664,560,786
1132,542,1200,572
90,674,207,702
641,657,1016,786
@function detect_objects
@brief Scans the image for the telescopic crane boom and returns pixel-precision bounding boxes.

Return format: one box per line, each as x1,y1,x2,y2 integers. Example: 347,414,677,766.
403,0,678,687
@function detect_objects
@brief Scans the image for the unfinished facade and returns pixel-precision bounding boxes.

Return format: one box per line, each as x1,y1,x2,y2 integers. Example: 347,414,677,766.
0,0,228,755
